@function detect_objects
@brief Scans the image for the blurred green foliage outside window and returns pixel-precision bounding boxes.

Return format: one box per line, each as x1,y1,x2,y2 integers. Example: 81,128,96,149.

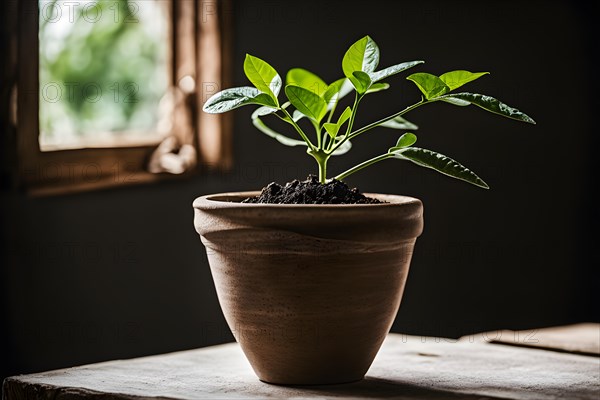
39,0,169,150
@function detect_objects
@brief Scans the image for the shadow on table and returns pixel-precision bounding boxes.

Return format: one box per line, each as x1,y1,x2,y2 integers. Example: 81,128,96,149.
283,376,509,399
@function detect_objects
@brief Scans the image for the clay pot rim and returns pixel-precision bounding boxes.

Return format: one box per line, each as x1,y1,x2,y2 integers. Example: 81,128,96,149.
193,191,421,209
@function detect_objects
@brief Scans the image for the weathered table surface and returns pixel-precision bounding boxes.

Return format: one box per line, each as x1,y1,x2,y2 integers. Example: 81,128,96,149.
4,325,599,400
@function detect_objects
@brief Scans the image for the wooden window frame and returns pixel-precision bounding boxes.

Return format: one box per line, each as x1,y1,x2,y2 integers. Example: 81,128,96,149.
12,0,232,196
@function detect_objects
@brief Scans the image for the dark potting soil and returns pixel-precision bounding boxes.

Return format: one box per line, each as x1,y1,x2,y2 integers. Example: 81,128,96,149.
242,175,383,204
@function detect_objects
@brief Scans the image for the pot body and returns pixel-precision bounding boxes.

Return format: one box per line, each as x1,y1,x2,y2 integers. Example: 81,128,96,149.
193,192,423,385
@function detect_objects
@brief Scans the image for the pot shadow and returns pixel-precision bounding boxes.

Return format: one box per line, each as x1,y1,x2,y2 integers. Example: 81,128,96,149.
281,376,510,399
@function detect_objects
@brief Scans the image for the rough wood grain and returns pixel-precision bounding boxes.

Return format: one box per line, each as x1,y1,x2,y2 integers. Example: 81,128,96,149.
4,333,599,400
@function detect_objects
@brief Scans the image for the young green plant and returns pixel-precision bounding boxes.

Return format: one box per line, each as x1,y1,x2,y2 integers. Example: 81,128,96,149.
203,35,535,188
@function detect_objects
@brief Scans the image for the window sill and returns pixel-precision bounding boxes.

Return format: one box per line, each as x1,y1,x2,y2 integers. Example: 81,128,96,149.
26,169,198,197
18,142,211,197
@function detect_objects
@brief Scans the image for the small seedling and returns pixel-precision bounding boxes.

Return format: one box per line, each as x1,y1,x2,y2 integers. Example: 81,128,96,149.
203,35,535,188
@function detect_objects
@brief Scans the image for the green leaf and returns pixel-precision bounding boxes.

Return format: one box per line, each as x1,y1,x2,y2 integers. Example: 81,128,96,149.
324,106,352,138
440,97,471,106
350,71,372,94
203,87,276,113
437,92,536,124
406,73,450,100
394,147,489,189
252,107,307,147
323,78,354,108
323,78,345,104
286,68,328,96
285,85,327,122
380,116,419,130
337,106,352,126
252,105,279,116
366,82,389,94
439,70,489,91
323,123,340,138
342,35,380,79
391,132,417,150
369,60,424,83
244,54,281,103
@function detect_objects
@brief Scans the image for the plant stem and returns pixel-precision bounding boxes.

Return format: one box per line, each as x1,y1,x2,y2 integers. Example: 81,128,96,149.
326,98,339,124
322,129,329,149
334,153,393,181
318,157,327,183
280,108,316,150
327,93,361,153
308,149,330,183
345,93,361,133
328,99,427,154
313,120,322,149
349,100,426,140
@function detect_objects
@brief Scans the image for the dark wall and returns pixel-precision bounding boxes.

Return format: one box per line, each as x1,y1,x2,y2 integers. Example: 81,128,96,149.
1,0,596,380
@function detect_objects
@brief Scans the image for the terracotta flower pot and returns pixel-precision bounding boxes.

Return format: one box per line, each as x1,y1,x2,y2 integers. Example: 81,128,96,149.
193,192,423,385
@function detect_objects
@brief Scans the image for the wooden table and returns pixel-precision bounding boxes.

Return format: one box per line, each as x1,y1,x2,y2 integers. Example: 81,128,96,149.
4,324,599,400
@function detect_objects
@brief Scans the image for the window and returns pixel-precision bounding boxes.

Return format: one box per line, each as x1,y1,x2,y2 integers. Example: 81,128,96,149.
11,0,232,195
38,0,170,151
